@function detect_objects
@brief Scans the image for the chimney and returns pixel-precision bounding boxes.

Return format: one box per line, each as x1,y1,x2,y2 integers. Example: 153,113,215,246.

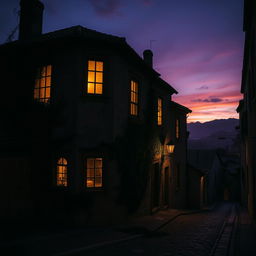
19,0,44,40
143,49,153,68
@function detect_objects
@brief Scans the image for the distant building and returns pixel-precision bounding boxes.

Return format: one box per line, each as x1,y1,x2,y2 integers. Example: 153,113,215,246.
0,0,191,224
188,150,224,208
237,0,256,220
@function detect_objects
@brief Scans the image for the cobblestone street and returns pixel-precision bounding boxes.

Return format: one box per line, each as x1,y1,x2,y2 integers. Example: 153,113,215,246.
83,203,232,256
1,202,255,256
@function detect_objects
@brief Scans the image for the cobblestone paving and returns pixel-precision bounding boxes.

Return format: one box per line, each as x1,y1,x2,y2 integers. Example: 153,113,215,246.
84,203,232,256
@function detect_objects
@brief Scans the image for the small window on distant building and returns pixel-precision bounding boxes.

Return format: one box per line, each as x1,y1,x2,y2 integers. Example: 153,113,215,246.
34,65,52,103
56,157,68,187
86,158,103,188
157,98,162,125
87,60,103,94
175,119,180,139
130,80,139,116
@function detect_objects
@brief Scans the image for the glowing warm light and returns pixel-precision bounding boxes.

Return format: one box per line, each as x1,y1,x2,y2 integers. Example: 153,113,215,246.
86,158,103,188
34,65,52,103
130,80,139,116
173,92,240,123
87,60,103,94
57,157,68,187
157,98,162,125
167,141,175,154
175,119,179,139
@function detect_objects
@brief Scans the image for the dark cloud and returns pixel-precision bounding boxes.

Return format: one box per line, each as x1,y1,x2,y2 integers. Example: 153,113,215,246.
191,97,224,103
196,85,209,90
87,0,121,17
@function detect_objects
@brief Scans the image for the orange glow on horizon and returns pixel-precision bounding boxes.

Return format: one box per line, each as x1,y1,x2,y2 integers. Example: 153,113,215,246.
173,92,240,123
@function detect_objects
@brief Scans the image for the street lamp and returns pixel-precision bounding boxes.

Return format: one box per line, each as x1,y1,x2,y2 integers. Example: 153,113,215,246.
166,140,175,154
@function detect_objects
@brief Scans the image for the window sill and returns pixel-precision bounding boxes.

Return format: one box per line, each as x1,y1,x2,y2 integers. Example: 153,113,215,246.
85,187,104,192
81,94,109,102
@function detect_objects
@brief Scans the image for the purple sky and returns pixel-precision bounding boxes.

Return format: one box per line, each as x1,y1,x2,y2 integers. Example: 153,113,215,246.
0,0,244,122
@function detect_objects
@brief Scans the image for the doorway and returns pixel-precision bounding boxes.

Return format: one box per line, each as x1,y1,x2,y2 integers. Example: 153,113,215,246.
152,163,160,209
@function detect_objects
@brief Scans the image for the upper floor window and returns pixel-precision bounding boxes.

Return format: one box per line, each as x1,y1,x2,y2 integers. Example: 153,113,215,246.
175,119,180,139
87,60,103,94
56,157,68,187
86,157,103,188
34,65,52,103
130,80,139,116
157,98,162,125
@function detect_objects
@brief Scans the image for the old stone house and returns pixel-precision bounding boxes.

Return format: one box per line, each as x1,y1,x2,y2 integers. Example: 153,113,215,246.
0,0,191,225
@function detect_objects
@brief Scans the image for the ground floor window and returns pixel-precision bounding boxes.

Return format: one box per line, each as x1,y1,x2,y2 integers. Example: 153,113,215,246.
86,158,103,188
56,157,68,187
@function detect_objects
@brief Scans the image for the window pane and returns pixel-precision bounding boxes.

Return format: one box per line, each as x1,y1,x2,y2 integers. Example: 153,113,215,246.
96,72,103,83
95,168,102,176
87,83,95,94
88,71,95,82
41,77,46,87
87,169,94,177
96,84,103,94
95,158,102,168
46,87,50,98
88,61,95,70
87,159,94,168
46,77,51,86
95,178,102,187
96,61,103,71
40,87,45,98
87,178,94,187
46,65,52,76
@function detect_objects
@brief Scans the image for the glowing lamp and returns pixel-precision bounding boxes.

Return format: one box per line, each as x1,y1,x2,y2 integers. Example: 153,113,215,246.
167,141,175,154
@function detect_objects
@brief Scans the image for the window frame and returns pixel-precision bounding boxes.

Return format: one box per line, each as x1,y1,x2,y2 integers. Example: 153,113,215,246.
130,79,139,117
157,97,163,126
85,157,104,189
85,60,104,96
175,119,180,139
34,64,52,104
56,157,68,187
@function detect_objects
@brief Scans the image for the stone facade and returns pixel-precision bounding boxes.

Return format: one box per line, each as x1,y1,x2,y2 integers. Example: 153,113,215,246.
0,0,191,225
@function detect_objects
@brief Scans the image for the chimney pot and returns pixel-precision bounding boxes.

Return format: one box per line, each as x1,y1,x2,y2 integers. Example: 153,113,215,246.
19,0,44,40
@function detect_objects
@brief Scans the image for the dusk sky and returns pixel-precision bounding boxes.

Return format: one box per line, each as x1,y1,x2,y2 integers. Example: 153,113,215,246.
0,0,244,122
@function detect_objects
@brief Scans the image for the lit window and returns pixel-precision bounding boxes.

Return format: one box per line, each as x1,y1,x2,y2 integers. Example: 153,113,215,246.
157,98,162,125
34,65,52,103
86,158,103,188
87,60,103,94
56,157,68,187
175,119,179,139
130,80,139,116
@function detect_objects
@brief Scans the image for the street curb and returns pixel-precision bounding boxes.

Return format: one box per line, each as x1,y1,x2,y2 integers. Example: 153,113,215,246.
53,204,217,256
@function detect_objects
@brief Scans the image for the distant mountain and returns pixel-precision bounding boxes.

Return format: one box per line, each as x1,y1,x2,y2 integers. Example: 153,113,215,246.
188,118,239,139
187,118,239,150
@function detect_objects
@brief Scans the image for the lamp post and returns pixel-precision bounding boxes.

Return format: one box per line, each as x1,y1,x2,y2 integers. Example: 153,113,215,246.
167,140,175,154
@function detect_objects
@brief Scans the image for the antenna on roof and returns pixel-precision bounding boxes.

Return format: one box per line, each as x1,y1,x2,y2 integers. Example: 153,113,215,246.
149,40,156,49
5,8,20,43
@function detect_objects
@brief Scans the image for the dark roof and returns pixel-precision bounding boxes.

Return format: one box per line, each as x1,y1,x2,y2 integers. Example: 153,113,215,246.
170,101,192,113
1,25,178,94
